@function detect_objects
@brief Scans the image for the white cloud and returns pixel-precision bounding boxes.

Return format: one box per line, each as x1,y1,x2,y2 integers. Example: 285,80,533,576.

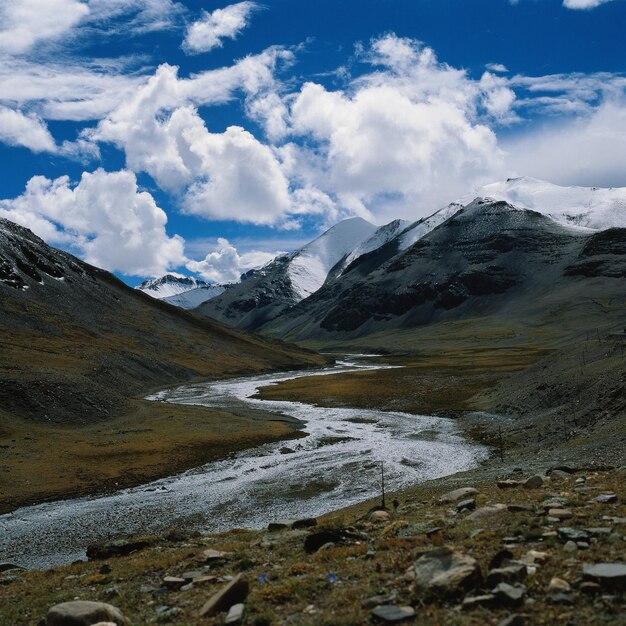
503,100,626,188
0,0,90,55
186,237,278,283
486,63,508,73
183,2,259,54
562,0,613,9
0,107,57,152
0,169,185,276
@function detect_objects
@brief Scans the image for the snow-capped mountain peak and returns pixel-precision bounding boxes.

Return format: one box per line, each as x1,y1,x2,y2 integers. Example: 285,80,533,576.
136,274,209,299
288,217,377,300
463,177,626,231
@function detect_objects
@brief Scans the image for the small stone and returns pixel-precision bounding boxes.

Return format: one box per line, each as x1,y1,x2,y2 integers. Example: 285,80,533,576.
461,594,495,609
163,577,186,590
466,504,507,522
437,487,478,503
521,550,548,565
507,504,534,513
491,582,527,607
198,574,249,617
292,518,317,530
371,605,416,622
456,498,476,512
497,480,521,489
594,493,618,504
558,527,589,542
489,550,514,570
579,581,601,595
486,562,527,586
45,601,126,626
412,547,482,598
581,563,626,591
86,538,155,560
192,575,217,585
224,603,244,624
197,549,229,563
181,571,203,582
577,541,589,549
563,541,577,553
548,508,573,520
497,615,525,626
362,595,396,609
550,470,572,481
369,510,391,524
523,475,543,489
549,592,574,605
585,527,612,536
548,577,571,593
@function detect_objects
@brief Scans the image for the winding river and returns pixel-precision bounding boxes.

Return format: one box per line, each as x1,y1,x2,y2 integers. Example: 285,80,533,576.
0,357,488,569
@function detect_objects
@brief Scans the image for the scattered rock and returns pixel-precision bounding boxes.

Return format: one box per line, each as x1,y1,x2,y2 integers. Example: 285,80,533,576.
181,571,203,582
371,605,416,622
547,508,573,520
466,504,507,522
497,480,521,489
581,563,626,591
369,510,391,524
267,521,292,532
412,548,482,598
197,549,229,563
279,447,295,454
579,581,602,595
461,594,495,609
489,550,514,570
486,562,527,586
557,527,589,542
86,538,155,560
549,592,575,605
594,493,618,504
304,529,363,554
521,550,548,565
198,574,249,617
563,541,577,553
550,470,572,481
507,503,534,513
548,577,571,593
491,582,527,607
163,576,186,590
292,518,317,530
523,475,543,489
456,498,476,512
225,603,244,624
497,615,525,626
45,601,126,626
437,487,478,503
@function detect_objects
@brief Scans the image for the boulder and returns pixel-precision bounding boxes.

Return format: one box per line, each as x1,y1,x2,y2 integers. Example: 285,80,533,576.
46,601,126,626
412,548,482,599
437,487,478,503
523,475,543,489
369,511,391,524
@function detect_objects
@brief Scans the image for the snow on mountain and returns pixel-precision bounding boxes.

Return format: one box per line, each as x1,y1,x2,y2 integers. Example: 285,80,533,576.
288,217,377,300
398,202,466,251
162,284,228,309
342,219,411,270
136,274,210,299
464,177,626,231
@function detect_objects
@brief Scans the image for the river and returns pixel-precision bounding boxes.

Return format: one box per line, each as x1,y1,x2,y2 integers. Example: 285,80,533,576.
0,357,488,569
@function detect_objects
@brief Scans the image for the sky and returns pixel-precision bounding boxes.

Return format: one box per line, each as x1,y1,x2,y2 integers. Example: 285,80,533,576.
0,0,625,285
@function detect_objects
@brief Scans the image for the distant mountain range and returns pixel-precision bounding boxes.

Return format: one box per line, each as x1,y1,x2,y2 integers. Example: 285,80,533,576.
195,177,626,344
136,274,229,309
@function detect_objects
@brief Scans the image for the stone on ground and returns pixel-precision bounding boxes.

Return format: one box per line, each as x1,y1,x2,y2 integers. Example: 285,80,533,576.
412,548,482,598
437,487,478,503
225,603,245,623
581,563,626,591
371,605,416,622
198,574,249,617
46,601,126,626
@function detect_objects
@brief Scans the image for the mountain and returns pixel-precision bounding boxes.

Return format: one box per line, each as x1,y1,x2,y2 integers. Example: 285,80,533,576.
136,274,209,298
198,178,626,344
161,284,228,309
197,217,377,330
0,217,323,425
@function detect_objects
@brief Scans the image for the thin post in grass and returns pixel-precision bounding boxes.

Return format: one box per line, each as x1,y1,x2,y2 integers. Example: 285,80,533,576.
498,425,504,462
380,461,386,510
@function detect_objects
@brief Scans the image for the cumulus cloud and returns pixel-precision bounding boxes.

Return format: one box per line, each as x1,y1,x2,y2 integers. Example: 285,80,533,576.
0,169,185,276
186,237,278,283
0,107,57,152
183,2,259,54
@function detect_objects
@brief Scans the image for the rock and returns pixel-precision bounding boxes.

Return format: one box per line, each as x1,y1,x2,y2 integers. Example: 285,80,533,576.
585,527,612,536
197,549,229,563
192,575,217,585
521,550,548,565
292,518,317,530
579,581,601,595
581,563,626,591
303,529,363,554
548,577,571,593
486,562,527,586
497,615,525,626
268,521,292,531
46,601,126,626
181,571,203,582
279,447,295,454
461,594,495,609
491,582,527,607
466,504,507,522
369,510,391,524
198,574,249,617
362,594,397,610
489,550,514,570
163,576,186,590
594,493,618,504
225,603,244,624
456,498,476,512
497,480,521,489
547,508,573,520
557,527,589,542
86,538,155,560
412,548,482,599
437,487,478,503
371,605,416,622
523,475,543,489
550,470,572,481
0,563,23,573
563,541,577,553
507,504,534,513
549,592,574,605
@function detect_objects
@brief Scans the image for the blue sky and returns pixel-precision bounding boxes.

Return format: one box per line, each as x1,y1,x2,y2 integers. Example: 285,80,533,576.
0,0,625,285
